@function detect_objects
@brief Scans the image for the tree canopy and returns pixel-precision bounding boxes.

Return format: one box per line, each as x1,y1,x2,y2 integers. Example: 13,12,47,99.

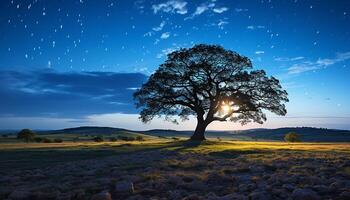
284,132,301,142
134,44,288,140
17,129,36,142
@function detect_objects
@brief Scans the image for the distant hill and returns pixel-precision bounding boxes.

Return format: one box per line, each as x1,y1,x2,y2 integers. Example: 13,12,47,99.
231,127,350,142
144,127,350,142
41,126,128,135
1,126,350,142
39,126,155,139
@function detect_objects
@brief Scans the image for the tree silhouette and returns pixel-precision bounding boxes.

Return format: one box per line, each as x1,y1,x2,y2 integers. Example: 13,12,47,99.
134,44,288,140
17,129,36,143
284,132,301,142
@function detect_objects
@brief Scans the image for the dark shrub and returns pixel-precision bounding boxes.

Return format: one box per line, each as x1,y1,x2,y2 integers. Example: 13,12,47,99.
172,137,179,141
34,137,43,143
2,134,8,138
17,129,36,142
73,137,79,142
54,138,63,143
93,136,104,142
110,137,117,142
284,132,301,142
117,136,136,141
117,136,128,141
136,136,143,141
42,138,52,143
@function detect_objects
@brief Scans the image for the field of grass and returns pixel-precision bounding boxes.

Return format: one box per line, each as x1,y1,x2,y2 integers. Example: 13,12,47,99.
0,139,171,171
0,130,159,143
175,140,350,153
1,138,349,171
1,137,350,199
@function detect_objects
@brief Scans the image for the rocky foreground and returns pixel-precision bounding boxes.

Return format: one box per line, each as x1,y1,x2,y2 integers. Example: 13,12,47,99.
1,145,350,200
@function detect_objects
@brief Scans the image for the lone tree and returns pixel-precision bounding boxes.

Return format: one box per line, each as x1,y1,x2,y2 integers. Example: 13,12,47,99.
284,132,301,142
134,44,288,140
17,129,36,143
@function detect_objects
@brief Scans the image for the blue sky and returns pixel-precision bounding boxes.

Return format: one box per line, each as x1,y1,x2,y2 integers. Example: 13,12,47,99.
1,0,350,130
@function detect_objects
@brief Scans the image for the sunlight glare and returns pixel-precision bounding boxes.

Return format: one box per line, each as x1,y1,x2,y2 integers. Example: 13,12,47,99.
221,104,231,114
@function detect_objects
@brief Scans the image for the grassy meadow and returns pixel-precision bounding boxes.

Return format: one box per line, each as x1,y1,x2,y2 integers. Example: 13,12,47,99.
1,132,350,199
1,133,349,171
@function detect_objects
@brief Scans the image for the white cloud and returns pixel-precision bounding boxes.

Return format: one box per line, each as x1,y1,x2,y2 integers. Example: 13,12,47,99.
235,8,248,12
3,113,349,131
316,52,350,66
186,2,227,20
157,47,179,58
193,3,215,16
217,20,228,29
316,58,335,66
144,21,166,37
154,39,160,45
247,25,265,30
255,51,265,55
144,32,153,37
274,56,304,62
287,52,350,74
127,87,139,91
160,32,170,39
134,67,153,75
194,6,207,15
152,0,188,15
336,52,350,60
134,0,145,13
288,62,320,74
152,21,166,31
213,7,228,13
85,113,197,131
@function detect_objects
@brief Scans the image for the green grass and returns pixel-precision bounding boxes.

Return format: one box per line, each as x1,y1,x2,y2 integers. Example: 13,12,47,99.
0,141,173,171
0,130,159,143
0,139,349,171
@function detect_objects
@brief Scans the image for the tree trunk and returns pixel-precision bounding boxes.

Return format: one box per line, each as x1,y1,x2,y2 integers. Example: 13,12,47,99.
190,120,207,141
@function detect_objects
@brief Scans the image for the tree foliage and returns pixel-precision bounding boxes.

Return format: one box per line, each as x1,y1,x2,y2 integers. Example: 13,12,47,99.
284,132,301,142
134,44,288,139
93,136,104,142
17,129,36,142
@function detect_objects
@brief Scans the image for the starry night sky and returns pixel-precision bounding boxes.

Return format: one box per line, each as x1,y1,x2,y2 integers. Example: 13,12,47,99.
1,0,350,130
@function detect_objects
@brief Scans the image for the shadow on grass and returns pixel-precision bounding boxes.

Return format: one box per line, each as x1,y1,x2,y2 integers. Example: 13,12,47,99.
0,140,213,171
1,140,320,172
0,150,119,171
168,139,205,150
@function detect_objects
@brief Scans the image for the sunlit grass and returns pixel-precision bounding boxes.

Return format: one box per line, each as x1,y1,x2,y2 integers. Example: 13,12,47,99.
0,139,349,171
1,139,349,153
177,140,350,154
0,140,170,150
